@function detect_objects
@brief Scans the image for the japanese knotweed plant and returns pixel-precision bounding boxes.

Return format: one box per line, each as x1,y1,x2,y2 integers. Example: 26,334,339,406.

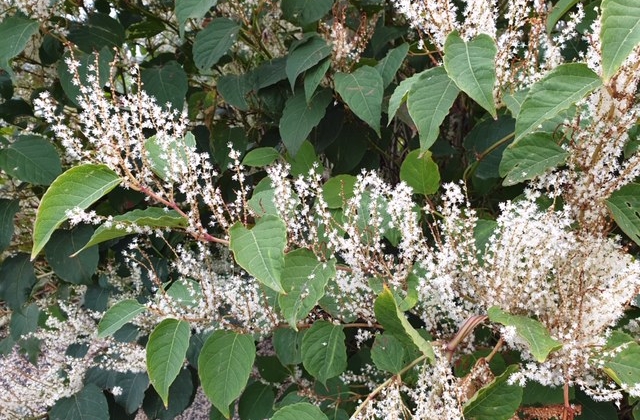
2,0,640,419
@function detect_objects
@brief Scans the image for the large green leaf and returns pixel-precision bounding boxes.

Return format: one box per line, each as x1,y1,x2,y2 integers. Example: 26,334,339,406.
0,199,19,252
304,59,330,103
281,0,333,26
273,327,305,365
0,15,39,77
217,73,253,111
374,287,435,361
334,66,384,136
59,48,113,107
515,63,601,142
546,0,581,33
399,149,441,195
193,18,240,70
199,330,256,418
387,72,422,122
322,175,357,208
499,133,569,186
49,384,109,420
301,320,347,385
141,61,188,110
238,382,275,420
0,135,62,185
279,89,332,157
98,299,147,338
271,403,329,420
488,306,562,363
242,147,280,167
45,225,99,284
286,36,331,89
76,208,188,254
68,14,125,53
370,333,406,374
31,164,121,259
463,365,523,420
407,67,460,151
444,32,497,118
601,0,640,82
175,0,218,38
229,215,287,293
146,318,191,408
602,340,640,391
375,43,410,88
606,183,640,246
278,249,336,327
144,132,196,181
0,254,36,310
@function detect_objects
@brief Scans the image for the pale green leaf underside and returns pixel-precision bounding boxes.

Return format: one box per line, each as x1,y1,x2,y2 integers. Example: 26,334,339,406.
488,306,562,363
407,67,460,152
146,318,190,407
463,365,523,420
375,43,410,88
271,403,329,420
515,63,601,142
278,249,336,328
301,320,347,385
97,299,146,338
387,72,421,123
444,32,497,118
76,208,187,254
499,133,569,186
600,0,640,81
374,287,435,362
334,66,384,136
199,330,256,418
606,183,640,246
229,215,287,293
31,164,121,259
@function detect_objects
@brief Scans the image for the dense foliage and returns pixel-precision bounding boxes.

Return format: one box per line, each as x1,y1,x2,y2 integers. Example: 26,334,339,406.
1,0,640,419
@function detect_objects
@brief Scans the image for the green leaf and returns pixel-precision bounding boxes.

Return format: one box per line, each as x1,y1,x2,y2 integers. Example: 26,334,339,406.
273,327,305,365
601,0,640,82
463,365,523,420
145,132,196,181
10,303,40,340
76,208,188,254
199,330,256,418
193,18,240,70
387,72,421,122
499,133,569,186
370,333,406,374
31,164,121,259
141,61,189,110
502,88,528,117
175,0,217,38
0,15,39,77
242,147,280,167
146,318,190,408
49,384,109,420
444,32,497,118
301,321,347,385
546,0,581,33
280,89,333,156
59,48,113,107
278,249,336,327
515,63,601,142
407,67,460,151
334,66,384,136
217,73,253,111
0,199,19,252
286,36,331,89
45,225,99,284
238,382,275,420
400,149,441,195
602,337,640,388
375,43,410,88
374,287,435,362
281,0,333,26
98,299,147,338
229,215,287,293
322,175,357,208
606,183,640,246
304,59,330,102
0,254,36,310
0,134,61,185
287,140,322,177
272,403,329,420
113,371,149,414
68,14,125,53
488,306,562,362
